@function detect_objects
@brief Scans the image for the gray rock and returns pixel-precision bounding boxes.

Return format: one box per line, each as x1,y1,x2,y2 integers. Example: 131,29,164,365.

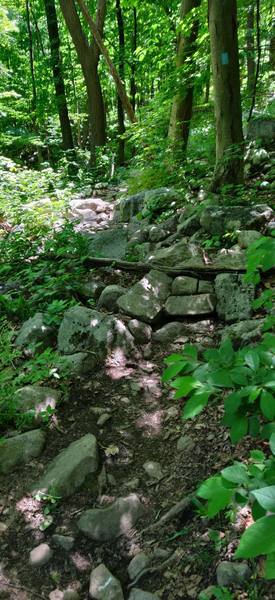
117,270,172,323
165,294,216,316
0,429,46,474
247,118,275,145
33,434,98,498
78,279,105,300
128,590,159,600
251,148,269,166
97,413,112,427
198,280,214,294
143,461,163,480
148,226,167,243
77,494,144,541
89,564,123,600
172,276,198,295
238,230,261,249
215,274,254,322
176,435,195,452
29,543,53,567
177,213,200,236
128,320,152,344
222,318,265,348
128,553,150,581
120,191,146,221
152,322,186,344
63,592,80,600
216,561,251,587
52,534,74,552
111,317,139,358
142,188,181,221
57,352,96,377
57,306,113,356
148,239,201,268
128,228,149,245
200,204,273,236
87,226,128,259
15,313,55,354
15,385,60,422
97,285,126,312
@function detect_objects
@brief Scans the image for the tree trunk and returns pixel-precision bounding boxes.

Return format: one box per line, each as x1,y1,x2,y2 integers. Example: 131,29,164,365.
115,0,125,166
76,0,137,124
59,0,106,151
130,7,137,113
168,0,201,152
44,0,74,149
269,17,275,70
26,0,37,118
208,0,244,191
247,4,255,96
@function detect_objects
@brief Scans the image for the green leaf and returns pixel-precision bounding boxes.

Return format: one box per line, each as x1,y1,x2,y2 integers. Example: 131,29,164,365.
230,367,250,386
164,354,185,365
250,449,265,462
162,361,186,383
245,350,260,371
208,369,232,388
270,433,275,455
219,338,234,366
173,376,198,399
221,463,249,485
224,392,241,415
182,344,198,361
235,515,275,558
261,422,275,440
252,486,275,512
230,416,248,443
264,553,275,580
183,391,210,419
197,476,233,517
260,390,275,420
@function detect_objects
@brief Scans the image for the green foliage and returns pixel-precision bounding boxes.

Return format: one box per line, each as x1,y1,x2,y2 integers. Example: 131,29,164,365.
199,586,233,600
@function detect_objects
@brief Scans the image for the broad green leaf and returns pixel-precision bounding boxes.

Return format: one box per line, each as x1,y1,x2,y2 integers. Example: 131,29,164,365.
264,553,275,580
221,463,249,485
173,376,198,399
235,515,275,558
261,422,275,440
162,361,186,383
183,391,210,419
230,367,250,386
252,486,275,512
182,344,198,361
250,449,265,462
245,350,260,371
197,476,233,517
248,416,260,438
224,392,241,415
252,499,266,521
270,433,275,455
164,354,185,365
260,390,275,420
219,338,234,366
208,369,232,388
230,416,248,443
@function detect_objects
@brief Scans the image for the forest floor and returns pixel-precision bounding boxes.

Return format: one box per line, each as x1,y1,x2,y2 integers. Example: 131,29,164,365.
0,186,274,600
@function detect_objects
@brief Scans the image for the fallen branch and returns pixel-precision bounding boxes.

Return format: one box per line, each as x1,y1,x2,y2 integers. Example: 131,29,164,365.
128,548,184,589
140,494,193,535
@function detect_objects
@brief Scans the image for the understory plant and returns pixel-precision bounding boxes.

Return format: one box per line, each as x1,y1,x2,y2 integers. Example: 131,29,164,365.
162,233,275,581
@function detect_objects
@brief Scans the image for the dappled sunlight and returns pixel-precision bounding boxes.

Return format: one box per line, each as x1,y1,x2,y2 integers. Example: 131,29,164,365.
135,409,164,437
70,552,92,572
16,495,45,537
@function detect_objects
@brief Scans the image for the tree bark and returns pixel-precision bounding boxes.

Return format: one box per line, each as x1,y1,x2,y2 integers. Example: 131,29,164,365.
115,0,125,166
247,4,255,96
75,0,137,124
26,0,37,118
59,0,106,150
168,0,201,152
44,0,74,149
270,18,275,70
130,7,137,113
208,0,244,191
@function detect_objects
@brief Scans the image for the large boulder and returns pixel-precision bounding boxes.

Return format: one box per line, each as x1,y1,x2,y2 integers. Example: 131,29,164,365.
77,494,144,541
221,318,265,348
215,273,254,322
0,429,46,474
128,590,159,600
56,352,96,377
57,306,113,356
200,204,273,236
247,117,275,145
33,434,98,498
117,270,172,323
87,226,128,259
165,294,216,316
15,313,55,354
148,239,201,268
216,561,251,588
15,385,61,422
119,191,146,221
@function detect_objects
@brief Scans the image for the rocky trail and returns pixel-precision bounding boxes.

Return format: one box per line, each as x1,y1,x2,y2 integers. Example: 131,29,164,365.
1,175,275,600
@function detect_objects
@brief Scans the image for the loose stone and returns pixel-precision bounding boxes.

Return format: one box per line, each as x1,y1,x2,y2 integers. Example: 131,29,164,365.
29,543,53,567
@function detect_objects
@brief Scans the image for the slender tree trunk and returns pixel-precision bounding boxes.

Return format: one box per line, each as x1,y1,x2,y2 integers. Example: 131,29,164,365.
44,0,74,149
247,4,256,96
208,0,244,191
130,7,137,113
76,0,136,123
116,0,125,166
168,0,201,152
26,0,37,117
59,0,106,153
270,18,275,70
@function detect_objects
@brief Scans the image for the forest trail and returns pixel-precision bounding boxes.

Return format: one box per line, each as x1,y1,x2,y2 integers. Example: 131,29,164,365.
0,187,237,600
